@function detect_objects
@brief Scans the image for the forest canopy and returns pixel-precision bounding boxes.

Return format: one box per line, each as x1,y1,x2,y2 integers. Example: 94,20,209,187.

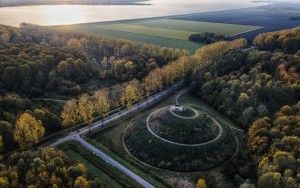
190,26,300,187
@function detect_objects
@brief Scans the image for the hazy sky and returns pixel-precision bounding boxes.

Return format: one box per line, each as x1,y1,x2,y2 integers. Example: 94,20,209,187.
0,0,270,26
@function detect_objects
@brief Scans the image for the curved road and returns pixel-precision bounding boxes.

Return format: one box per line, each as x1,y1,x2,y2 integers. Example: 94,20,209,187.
49,81,184,188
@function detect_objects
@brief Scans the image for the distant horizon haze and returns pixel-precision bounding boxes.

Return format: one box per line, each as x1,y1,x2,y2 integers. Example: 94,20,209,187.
0,0,269,26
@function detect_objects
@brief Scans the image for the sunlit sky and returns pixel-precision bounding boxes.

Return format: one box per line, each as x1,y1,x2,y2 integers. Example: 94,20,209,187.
0,0,272,26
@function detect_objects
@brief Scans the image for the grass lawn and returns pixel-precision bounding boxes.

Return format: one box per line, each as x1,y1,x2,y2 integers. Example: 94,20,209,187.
54,18,260,53
58,141,142,188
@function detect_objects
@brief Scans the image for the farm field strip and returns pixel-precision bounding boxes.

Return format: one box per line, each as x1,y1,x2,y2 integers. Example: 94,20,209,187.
94,23,193,40
124,18,262,36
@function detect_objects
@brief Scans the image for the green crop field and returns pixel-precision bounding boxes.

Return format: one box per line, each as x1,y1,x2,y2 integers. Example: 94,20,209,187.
55,18,260,52
94,24,193,40
120,18,261,36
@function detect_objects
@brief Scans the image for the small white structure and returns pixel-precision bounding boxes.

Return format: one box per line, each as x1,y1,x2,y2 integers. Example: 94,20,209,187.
170,104,184,112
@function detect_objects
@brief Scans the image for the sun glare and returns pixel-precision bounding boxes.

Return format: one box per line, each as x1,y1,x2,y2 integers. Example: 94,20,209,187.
40,5,86,25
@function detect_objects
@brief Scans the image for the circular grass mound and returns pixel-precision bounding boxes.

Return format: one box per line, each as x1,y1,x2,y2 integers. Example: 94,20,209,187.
123,106,238,172
148,107,219,145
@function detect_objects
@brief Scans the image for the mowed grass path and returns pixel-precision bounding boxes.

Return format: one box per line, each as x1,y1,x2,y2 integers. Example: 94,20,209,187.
55,18,260,52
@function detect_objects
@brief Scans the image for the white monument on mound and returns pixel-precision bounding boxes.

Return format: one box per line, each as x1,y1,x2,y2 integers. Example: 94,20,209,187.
170,101,184,112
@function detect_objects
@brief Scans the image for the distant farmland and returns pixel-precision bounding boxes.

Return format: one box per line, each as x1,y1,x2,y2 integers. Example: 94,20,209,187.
171,4,300,41
55,18,260,52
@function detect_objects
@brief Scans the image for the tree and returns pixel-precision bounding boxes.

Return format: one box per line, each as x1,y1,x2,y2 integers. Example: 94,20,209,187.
78,94,95,131
14,112,45,149
273,151,295,171
74,176,90,188
121,79,143,108
194,39,247,67
61,99,80,127
238,92,249,102
258,172,281,188
196,178,206,188
144,68,164,94
0,135,4,153
94,89,110,117
248,117,271,157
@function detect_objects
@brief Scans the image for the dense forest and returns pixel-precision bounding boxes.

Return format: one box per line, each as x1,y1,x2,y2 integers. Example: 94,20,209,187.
0,23,187,151
0,22,299,187
0,23,195,187
190,27,300,187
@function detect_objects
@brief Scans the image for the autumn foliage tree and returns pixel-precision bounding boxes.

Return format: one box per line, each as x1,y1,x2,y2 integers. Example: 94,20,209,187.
196,178,207,188
78,94,95,130
14,112,45,149
248,102,300,188
94,89,110,117
61,99,80,127
122,79,143,108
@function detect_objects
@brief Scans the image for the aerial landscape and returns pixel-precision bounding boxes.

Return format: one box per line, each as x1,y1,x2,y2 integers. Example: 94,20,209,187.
0,0,299,187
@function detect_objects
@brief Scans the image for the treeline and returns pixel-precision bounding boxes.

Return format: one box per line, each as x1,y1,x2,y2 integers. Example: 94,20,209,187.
188,32,227,44
190,27,300,187
254,26,300,53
